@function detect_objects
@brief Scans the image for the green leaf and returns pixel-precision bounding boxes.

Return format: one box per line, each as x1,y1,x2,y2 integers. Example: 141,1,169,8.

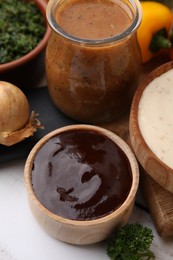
106,223,155,260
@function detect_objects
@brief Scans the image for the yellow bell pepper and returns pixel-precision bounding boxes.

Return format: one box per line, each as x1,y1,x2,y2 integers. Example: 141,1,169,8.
137,1,173,63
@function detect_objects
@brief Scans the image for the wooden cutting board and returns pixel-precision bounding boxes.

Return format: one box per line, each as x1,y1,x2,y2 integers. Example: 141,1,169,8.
100,114,173,238
99,53,173,238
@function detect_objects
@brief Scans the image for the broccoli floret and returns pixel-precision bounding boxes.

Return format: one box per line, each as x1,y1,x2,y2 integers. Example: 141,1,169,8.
106,223,155,260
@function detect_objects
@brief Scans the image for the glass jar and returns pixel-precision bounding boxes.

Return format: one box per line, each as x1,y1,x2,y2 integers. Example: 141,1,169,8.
46,0,142,124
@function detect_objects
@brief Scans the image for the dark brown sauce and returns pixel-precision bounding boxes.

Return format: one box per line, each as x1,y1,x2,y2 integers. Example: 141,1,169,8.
32,130,132,220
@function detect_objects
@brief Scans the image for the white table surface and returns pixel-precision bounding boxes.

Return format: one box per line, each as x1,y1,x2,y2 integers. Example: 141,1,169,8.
0,159,173,260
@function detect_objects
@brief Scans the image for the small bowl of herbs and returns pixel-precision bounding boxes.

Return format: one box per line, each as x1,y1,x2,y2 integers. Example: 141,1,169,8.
0,0,50,88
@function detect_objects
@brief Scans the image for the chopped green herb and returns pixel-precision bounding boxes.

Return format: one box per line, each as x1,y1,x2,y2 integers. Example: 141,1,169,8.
0,0,46,64
106,223,155,260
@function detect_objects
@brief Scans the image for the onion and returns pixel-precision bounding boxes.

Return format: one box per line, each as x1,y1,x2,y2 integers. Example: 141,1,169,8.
0,81,43,146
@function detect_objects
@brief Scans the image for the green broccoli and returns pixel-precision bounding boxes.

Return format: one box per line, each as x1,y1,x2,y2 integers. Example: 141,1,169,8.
106,223,155,260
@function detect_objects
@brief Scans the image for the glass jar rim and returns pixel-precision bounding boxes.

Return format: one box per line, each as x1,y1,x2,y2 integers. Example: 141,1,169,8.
46,0,142,46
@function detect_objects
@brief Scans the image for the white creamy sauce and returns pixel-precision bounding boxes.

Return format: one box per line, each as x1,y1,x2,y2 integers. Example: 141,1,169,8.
138,69,173,169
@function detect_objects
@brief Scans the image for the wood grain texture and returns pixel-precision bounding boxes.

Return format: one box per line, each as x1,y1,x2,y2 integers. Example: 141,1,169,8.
102,112,173,238
24,124,139,245
129,60,173,193
102,54,173,237
141,171,173,238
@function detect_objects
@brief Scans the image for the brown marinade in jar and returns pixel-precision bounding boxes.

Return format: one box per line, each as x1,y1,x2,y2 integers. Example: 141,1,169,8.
56,0,133,40
46,0,141,123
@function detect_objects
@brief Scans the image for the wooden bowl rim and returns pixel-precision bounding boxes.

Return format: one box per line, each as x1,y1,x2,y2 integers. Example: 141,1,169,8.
130,60,173,175
24,124,139,227
0,0,51,73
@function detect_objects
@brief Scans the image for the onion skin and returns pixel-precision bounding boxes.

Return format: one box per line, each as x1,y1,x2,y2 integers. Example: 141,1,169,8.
0,81,43,146
0,81,29,132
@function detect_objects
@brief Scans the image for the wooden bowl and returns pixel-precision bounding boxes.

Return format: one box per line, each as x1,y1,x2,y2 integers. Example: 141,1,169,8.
0,0,50,88
24,124,139,245
130,61,173,193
